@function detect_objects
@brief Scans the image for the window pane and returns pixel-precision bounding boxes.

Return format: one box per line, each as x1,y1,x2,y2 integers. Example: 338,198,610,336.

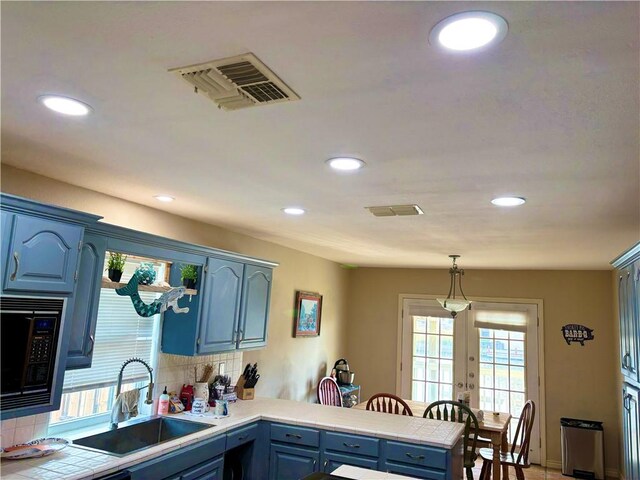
510,341,525,365
510,366,525,392
495,364,510,390
427,317,440,334
412,381,425,402
413,333,426,356
413,356,426,381
480,338,494,362
414,317,427,333
479,388,494,411
426,358,439,382
495,340,509,364
441,318,454,335
426,382,439,403
479,363,494,388
495,330,509,339
480,328,493,338
440,360,453,383
495,390,509,413
439,383,453,401
510,331,525,340
440,336,453,360
427,335,439,357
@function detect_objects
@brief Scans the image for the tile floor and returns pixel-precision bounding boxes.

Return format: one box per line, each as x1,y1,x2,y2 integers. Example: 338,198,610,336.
470,464,565,479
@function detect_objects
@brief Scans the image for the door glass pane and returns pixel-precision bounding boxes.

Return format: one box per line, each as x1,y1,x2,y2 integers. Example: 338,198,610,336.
510,366,525,392
479,363,494,388
410,315,455,402
480,338,494,362
495,364,510,389
510,341,525,365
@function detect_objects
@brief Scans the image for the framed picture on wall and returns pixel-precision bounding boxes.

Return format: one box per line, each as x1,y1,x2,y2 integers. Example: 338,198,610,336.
294,291,322,337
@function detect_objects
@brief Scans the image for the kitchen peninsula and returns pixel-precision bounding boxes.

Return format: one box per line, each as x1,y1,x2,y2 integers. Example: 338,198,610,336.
0,398,464,480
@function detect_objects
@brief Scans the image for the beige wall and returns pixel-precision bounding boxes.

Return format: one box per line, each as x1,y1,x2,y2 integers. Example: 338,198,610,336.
346,267,619,473
1,165,349,403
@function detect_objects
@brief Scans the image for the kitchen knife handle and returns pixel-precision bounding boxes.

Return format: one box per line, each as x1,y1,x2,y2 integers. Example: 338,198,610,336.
10,252,19,281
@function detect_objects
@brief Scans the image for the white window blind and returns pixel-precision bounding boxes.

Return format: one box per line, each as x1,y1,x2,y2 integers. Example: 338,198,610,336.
472,302,529,333
62,261,163,393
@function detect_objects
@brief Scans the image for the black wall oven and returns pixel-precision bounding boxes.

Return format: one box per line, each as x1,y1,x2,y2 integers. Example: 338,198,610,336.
1,295,65,412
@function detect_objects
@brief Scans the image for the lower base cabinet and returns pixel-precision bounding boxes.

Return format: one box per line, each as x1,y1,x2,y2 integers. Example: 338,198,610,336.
269,443,319,480
623,383,640,480
97,420,458,480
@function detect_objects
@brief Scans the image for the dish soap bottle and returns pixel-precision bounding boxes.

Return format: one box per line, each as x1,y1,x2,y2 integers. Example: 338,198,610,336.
158,386,170,415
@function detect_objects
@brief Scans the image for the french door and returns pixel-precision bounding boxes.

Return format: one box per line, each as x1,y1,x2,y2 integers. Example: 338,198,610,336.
400,298,541,463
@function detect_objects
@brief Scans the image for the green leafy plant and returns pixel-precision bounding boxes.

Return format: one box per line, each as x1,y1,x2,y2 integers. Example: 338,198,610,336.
107,252,127,271
180,264,198,282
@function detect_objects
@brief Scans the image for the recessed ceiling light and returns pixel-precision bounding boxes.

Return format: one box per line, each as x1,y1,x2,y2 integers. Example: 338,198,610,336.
491,196,526,207
326,157,365,171
38,95,92,116
430,11,508,51
154,195,175,202
282,207,305,215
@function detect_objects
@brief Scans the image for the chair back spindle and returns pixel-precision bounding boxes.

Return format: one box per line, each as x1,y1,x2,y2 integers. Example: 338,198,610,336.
365,393,413,416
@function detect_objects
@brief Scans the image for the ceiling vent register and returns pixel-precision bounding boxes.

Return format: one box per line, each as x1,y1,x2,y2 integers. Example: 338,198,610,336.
366,205,424,217
170,53,300,111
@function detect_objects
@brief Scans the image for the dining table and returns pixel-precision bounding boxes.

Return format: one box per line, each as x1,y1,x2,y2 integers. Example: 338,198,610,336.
354,399,512,480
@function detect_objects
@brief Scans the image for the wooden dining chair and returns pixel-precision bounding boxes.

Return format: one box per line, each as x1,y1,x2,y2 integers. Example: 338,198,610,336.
365,393,413,416
424,401,479,480
478,400,536,480
317,376,342,407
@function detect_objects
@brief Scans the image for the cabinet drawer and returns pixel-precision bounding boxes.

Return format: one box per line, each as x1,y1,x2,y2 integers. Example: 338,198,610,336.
271,423,319,447
181,455,224,480
322,451,379,472
323,431,379,457
384,461,447,480
385,441,447,470
226,423,258,449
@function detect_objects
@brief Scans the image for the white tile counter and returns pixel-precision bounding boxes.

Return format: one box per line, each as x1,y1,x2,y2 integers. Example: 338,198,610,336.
0,397,463,480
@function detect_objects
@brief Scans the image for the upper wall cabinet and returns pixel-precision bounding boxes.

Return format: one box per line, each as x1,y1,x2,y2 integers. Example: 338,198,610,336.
66,233,107,370
614,243,640,386
238,265,272,350
3,214,84,294
162,258,273,356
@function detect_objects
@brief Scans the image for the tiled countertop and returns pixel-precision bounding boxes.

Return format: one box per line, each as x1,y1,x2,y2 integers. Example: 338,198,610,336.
0,397,464,480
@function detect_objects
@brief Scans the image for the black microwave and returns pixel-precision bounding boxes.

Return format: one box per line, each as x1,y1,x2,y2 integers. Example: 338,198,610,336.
0,295,65,412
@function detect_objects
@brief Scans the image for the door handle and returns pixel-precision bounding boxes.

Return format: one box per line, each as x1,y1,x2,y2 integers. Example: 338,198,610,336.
10,252,19,281
323,460,328,471
238,328,244,342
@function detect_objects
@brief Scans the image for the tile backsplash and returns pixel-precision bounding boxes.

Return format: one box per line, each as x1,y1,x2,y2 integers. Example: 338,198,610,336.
0,351,243,448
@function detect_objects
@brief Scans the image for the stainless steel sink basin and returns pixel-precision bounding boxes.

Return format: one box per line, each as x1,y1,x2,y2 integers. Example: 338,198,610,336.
72,416,215,456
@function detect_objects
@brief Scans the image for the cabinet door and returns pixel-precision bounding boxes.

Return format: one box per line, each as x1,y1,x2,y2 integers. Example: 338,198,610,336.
623,384,640,480
66,233,106,369
4,214,83,293
632,261,640,384
1,211,14,285
269,443,319,480
620,266,639,380
238,265,272,349
198,258,243,354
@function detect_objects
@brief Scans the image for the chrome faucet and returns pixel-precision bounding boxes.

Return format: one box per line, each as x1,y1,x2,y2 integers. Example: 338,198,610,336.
111,357,154,429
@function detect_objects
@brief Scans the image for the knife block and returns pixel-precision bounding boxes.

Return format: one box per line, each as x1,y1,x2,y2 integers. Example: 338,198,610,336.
235,375,255,400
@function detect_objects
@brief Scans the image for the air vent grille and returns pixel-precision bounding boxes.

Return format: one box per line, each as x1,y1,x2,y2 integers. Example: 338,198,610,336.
170,53,300,111
366,205,424,217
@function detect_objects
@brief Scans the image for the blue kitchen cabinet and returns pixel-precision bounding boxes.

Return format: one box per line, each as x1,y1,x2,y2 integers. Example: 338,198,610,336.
1,211,14,285
238,265,272,350
320,431,379,472
198,257,244,354
623,383,640,480
128,435,225,480
66,233,107,369
3,214,83,294
382,440,452,480
269,443,319,480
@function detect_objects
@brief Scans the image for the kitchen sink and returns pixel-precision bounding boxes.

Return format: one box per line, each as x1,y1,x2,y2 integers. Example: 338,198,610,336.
72,416,215,456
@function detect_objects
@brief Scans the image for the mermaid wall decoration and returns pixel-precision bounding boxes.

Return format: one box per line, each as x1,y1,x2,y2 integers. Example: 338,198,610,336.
116,273,189,318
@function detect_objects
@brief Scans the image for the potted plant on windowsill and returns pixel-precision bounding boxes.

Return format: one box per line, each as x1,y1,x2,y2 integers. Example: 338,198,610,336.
180,264,198,290
107,252,127,282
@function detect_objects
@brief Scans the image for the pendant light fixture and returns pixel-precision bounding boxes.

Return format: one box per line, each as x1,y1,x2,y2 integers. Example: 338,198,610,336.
437,255,471,318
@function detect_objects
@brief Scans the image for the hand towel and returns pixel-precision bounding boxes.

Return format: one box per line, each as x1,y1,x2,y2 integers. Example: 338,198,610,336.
110,389,140,425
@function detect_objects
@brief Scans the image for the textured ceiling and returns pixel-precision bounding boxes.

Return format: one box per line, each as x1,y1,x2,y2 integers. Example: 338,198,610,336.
1,1,638,269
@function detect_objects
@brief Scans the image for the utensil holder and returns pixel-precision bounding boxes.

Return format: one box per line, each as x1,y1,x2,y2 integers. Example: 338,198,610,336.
235,375,255,400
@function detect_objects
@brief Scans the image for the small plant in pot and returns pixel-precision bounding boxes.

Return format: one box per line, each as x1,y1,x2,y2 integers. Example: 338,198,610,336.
107,252,127,283
180,264,198,289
